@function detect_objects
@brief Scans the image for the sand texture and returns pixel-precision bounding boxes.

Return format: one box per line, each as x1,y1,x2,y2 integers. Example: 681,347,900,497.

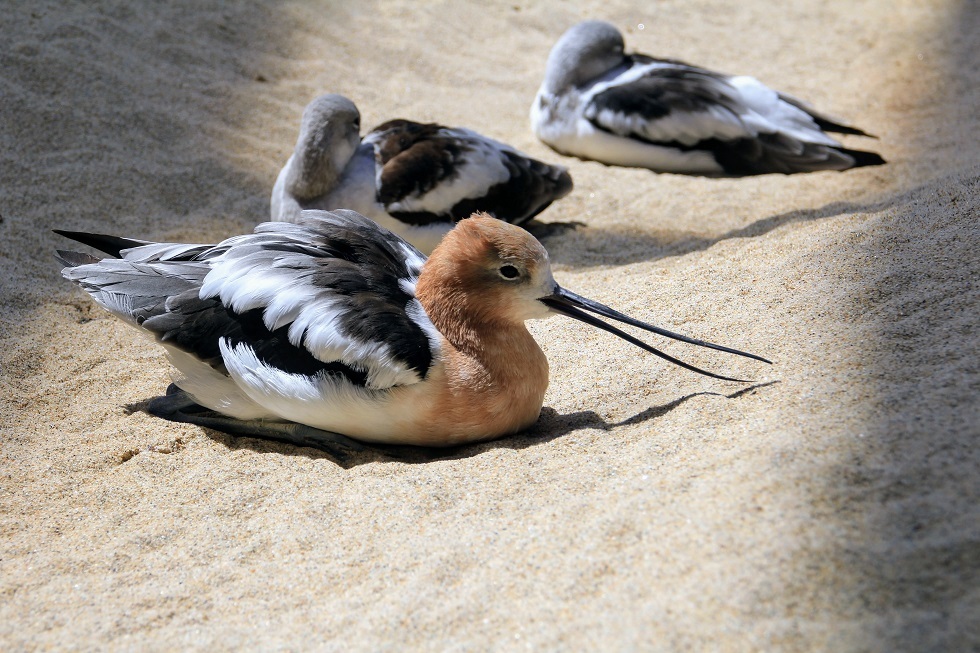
1,1,978,650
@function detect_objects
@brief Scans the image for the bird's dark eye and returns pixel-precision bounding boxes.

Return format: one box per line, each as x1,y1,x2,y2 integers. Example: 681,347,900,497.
498,264,520,280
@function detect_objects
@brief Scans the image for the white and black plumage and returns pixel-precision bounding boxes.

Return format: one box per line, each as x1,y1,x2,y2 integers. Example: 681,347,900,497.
531,21,885,176
272,94,574,253
56,210,770,458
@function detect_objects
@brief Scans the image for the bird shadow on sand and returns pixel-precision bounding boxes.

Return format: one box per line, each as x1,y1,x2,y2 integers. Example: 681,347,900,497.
124,381,777,468
542,197,901,268
524,218,587,241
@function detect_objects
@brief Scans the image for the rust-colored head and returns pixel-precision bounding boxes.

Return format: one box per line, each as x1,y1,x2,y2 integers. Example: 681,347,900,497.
415,214,556,333
416,213,772,382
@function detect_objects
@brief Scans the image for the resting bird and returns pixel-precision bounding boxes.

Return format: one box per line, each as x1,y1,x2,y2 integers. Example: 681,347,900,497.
272,94,574,253
56,210,769,458
531,20,885,176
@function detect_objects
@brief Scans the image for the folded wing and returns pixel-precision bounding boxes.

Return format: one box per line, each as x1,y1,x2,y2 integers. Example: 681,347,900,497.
366,120,572,226
58,210,441,391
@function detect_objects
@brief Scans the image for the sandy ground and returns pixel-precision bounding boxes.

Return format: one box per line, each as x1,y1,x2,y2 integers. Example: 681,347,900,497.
1,0,978,650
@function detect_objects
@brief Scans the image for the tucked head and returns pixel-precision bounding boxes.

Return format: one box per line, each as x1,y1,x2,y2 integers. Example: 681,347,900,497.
287,93,362,198
298,93,361,143
543,20,626,93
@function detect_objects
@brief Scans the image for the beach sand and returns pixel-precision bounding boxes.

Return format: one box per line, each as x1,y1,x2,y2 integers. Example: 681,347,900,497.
1,1,977,650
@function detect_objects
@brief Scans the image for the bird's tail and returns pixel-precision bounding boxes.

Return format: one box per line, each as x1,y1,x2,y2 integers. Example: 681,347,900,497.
777,92,878,138
838,147,887,168
53,229,149,258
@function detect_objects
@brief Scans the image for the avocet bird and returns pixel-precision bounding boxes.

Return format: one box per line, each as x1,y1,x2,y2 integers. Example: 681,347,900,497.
272,94,574,254
531,20,885,176
56,210,769,458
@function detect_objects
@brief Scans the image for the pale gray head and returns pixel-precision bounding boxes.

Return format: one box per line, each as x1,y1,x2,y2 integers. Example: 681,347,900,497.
286,94,362,200
541,21,626,94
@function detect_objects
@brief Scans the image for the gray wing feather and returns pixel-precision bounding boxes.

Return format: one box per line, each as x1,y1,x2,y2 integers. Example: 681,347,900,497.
57,209,439,388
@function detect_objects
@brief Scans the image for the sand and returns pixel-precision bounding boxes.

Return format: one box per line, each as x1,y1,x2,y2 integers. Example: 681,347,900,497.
1,0,977,650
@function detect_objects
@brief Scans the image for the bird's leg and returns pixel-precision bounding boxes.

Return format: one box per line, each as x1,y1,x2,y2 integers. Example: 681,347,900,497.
147,387,365,460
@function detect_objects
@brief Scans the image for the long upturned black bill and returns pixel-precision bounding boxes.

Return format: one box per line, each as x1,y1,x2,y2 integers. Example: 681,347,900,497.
539,286,772,383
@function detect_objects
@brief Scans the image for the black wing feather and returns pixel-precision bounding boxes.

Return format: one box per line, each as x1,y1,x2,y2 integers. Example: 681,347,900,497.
369,120,572,227
56,211,436,386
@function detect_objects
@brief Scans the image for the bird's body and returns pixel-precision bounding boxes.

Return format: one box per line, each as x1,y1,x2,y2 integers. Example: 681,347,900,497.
531,21,885,176
273,95,573,254
57,210,769,456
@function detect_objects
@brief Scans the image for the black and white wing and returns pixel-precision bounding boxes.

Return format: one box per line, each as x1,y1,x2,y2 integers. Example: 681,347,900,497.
364,119,573,226
58,210,440,391
586,56,884,174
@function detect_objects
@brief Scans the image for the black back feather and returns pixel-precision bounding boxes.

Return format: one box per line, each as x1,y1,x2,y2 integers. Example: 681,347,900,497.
370,120,572,227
